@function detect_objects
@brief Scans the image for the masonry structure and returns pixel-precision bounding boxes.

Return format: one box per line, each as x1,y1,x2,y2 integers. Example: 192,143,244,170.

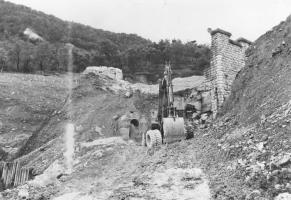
204,28,252,118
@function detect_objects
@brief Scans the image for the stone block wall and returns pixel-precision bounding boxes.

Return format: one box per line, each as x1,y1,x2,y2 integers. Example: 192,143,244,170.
205,28,252,117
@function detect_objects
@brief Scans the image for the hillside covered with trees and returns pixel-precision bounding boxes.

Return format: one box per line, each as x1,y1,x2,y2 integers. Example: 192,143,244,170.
0,0,210,81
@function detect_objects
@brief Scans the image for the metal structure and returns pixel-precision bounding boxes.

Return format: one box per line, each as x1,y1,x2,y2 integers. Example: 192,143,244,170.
144,64,185,148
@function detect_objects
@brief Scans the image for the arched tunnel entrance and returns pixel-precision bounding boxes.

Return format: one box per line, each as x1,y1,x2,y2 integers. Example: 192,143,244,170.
130,119,139,127
129,119,139,139
114,112,149,142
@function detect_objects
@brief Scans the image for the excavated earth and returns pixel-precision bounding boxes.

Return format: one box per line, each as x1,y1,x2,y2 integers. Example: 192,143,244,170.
1,15,291,200
0,72,212,200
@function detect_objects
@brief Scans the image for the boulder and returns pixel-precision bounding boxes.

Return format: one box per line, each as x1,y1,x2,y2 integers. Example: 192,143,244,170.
83,66,123,80
246,190,261,200
23,28,44,41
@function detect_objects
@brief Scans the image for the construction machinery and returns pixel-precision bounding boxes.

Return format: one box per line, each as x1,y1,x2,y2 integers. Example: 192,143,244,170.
144,64,185,148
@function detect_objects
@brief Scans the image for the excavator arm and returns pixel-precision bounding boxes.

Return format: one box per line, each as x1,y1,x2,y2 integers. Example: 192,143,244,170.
145,64,185,148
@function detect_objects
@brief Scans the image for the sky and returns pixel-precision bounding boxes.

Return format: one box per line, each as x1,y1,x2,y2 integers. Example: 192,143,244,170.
7,0,291,44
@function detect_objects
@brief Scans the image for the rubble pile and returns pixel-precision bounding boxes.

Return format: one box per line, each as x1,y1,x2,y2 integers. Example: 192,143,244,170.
191,89,291,199
83,66,123,80
81,71,158,95
212,107,291,198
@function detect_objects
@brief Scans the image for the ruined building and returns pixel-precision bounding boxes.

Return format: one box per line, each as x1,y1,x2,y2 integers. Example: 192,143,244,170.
204,28,252,117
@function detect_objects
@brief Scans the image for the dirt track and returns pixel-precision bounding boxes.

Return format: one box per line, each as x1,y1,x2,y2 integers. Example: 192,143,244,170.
52,137,211,200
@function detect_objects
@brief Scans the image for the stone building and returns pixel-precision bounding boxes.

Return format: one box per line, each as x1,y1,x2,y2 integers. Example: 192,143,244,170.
204,28,252,117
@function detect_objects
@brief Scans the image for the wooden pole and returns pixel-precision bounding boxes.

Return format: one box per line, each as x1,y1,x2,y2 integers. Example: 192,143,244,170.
5,163,10,187
25,168,29,182
2,163,7,185
21,169,24,185
11,162,17,186
14,162,19,186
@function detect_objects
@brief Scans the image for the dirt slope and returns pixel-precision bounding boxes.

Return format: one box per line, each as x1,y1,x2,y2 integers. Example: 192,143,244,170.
53,139,211,200
2,137,212,200
13,73,158,169
194,15,291,199
222,15,291,124
0,73,68,159
0,72,212,200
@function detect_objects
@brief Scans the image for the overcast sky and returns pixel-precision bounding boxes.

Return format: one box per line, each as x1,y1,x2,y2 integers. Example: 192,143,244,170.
7,0,291,44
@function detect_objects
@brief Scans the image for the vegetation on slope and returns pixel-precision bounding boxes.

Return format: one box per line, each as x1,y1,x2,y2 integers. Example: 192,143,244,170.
0,0,210,80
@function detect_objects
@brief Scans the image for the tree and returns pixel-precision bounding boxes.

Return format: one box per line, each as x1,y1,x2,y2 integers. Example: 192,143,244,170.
34,42,56,72
21,42,34,73
73,48,90,72
99,40,119,66
0,47,8,72
9,41,22,71
57,45,69,71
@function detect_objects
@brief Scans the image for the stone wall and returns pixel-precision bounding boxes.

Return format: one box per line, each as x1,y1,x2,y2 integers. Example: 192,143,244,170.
205,28,252,117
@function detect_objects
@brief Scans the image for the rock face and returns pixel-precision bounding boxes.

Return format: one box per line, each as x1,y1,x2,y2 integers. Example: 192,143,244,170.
23,28,44,41
174,80,212,122
204,28,252,117
83,66,123,80
222,15,291,123
172,76,205,92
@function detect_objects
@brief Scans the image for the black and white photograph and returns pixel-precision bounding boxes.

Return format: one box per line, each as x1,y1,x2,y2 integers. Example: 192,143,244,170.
0,0,290,199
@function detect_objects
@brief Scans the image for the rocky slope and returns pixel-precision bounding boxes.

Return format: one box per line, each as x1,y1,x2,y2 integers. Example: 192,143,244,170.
197,15,291,199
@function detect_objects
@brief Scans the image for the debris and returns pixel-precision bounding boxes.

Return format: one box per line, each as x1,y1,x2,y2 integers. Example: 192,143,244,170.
277,154,291,166
80,137,126,148
112,115,120,120
75,125,83,132
274,193,291,200
256,142,265,152
246,190,261,200
18,185,29,199
95,126,103,135
125,91,132,98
